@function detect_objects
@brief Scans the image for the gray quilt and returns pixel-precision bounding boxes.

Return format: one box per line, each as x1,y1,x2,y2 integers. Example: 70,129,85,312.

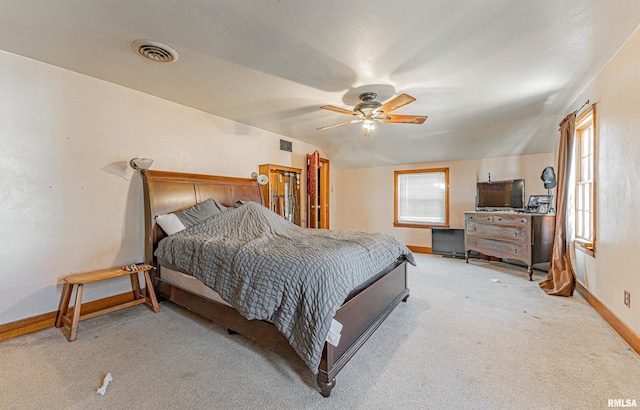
154,202,415,373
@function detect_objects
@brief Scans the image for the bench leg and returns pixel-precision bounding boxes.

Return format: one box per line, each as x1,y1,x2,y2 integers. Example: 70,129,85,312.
55,283,73,328
143,271,160,313
68,284,83,342
130,272,142,300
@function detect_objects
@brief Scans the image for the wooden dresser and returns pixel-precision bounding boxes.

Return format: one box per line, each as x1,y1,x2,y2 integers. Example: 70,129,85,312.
464,211,555,280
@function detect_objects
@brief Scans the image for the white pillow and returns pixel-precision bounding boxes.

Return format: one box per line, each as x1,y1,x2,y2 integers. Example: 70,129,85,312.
156,213,187,235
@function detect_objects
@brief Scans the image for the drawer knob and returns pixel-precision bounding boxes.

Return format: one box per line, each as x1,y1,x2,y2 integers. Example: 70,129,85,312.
514,249,518,254
514,232,518,237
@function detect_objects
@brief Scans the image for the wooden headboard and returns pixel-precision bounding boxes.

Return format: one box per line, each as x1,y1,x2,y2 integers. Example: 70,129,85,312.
141,170,263,267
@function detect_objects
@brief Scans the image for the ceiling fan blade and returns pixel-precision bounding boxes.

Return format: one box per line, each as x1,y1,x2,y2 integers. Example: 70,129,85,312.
380,114,428,124
380,93,416,113
316,119,362,131
320,105,356,116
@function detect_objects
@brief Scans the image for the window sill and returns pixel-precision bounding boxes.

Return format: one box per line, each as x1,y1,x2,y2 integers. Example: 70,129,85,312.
394,222,450,229
574,240,595,258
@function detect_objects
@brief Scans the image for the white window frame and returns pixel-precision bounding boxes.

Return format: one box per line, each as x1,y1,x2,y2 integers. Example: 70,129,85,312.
573,105,596,256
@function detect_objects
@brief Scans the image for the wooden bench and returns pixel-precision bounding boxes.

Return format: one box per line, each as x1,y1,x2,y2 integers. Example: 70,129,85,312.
55,265,159,341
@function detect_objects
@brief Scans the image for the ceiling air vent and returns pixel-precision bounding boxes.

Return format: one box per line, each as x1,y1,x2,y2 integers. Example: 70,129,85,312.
131,40,178,63
280,139,293,152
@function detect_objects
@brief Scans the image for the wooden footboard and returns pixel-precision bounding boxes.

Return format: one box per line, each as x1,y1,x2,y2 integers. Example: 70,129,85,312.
317,259,409,396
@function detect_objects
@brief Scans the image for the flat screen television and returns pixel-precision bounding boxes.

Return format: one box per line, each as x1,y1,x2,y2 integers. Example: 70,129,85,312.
476,179,525,211
432,228,466,258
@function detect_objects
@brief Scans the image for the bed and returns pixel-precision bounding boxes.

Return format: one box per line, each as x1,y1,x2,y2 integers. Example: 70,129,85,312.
141,169,414,397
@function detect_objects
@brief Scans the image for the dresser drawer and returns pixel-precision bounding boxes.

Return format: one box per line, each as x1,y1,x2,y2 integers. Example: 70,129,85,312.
466,222,529,243
466,237,529,261
490,214,530,226
465,213,493,224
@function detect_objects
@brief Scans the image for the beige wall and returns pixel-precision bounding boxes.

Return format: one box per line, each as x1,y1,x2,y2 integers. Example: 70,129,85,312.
332,153,554,247
567,27,640,336
0,50,322,325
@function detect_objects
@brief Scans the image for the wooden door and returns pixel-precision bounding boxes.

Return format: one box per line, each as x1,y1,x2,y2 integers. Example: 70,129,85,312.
307,152,330,229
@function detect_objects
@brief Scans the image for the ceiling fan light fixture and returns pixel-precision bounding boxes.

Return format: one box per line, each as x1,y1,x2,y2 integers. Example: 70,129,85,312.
363,118,375,137
317,91,427,135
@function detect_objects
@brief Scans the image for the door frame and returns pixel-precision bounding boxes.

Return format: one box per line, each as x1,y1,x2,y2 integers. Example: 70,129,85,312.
307,154,330,229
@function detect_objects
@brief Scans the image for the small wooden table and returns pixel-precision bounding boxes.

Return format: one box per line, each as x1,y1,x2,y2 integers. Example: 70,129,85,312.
55,265,159,341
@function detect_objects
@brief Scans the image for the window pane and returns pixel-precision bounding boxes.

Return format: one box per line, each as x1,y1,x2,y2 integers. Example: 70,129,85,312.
584,183,591,212
584,212,591,240
397,171,446,224
577,185,583,210
582,129,589,154
576,210,583,238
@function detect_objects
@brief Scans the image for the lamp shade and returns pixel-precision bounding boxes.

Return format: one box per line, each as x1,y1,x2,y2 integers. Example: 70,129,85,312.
130,157,153,170
541,166,556,189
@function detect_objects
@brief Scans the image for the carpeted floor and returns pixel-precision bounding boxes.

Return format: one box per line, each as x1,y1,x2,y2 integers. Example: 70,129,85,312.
1,254,639,409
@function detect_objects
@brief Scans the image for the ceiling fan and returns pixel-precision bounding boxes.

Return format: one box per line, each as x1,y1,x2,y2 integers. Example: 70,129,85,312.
317,92,427,137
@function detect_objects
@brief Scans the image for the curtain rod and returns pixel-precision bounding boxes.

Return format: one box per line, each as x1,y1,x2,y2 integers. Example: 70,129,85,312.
558,99,590,130
575,99,590,114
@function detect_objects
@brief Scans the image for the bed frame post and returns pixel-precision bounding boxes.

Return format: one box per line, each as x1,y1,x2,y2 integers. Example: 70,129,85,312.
317,376,336,398
140,169,154,267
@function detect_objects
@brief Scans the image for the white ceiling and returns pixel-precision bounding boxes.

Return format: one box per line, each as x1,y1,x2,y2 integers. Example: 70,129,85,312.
1,1,639,168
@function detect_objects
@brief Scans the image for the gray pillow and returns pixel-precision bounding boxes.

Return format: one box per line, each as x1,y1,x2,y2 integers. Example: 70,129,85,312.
175,198,226,227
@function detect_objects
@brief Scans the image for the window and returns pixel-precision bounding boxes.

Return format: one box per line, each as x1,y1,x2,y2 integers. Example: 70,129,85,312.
394,168,449,228
573,105,596,256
